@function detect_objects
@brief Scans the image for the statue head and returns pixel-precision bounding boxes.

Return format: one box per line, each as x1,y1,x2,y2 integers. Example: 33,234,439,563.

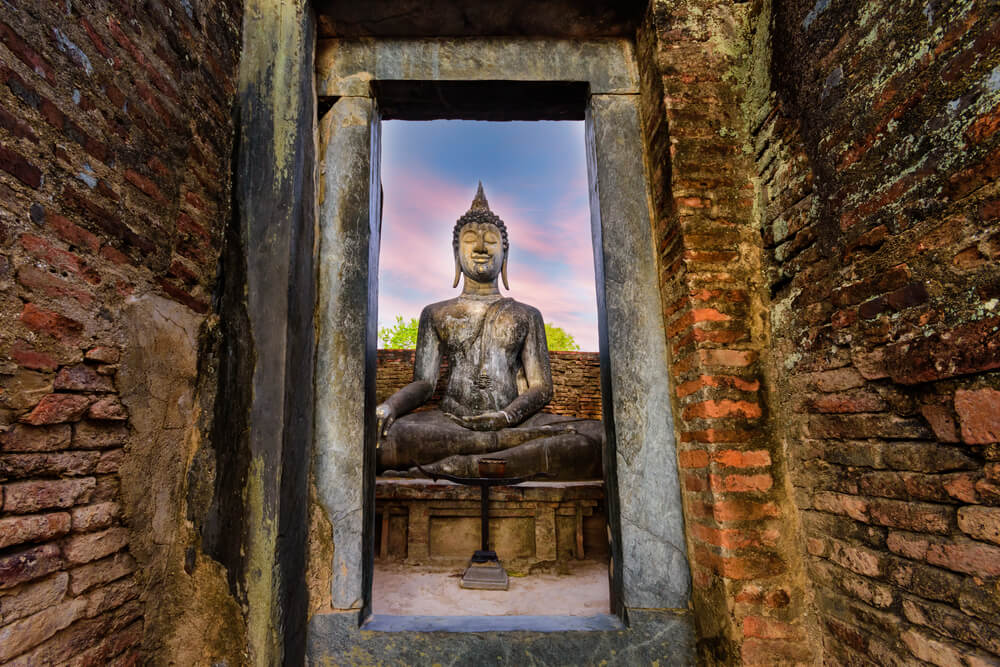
452,182,510,290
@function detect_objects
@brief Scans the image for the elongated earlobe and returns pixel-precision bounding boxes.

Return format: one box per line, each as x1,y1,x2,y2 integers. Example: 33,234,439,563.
501,257,509,290
453,255,461,288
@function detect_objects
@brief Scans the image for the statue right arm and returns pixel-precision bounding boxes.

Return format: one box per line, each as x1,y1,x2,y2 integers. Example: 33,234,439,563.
376,306,441,437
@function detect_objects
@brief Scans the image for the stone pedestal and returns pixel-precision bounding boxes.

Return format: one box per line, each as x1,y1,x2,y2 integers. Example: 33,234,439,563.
375,479,607,569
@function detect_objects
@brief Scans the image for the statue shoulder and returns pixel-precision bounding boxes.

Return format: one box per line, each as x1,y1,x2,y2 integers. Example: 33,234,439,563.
420,298,461,322
505,298,545,325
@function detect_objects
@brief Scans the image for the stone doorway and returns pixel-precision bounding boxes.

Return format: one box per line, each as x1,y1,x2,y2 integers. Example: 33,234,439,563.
309,35,691,652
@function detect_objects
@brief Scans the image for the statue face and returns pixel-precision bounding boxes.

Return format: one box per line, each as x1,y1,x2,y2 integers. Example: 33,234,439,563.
457,222,504,283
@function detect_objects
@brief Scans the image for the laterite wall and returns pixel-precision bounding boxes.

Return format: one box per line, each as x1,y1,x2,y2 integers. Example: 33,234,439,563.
760,0,1000,663
376,349,603,420
639,1,815,663
0,1,245,664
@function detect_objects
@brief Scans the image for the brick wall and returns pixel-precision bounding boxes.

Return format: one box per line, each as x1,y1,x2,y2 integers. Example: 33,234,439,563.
0,1,241,664
638,1,815,663
376,349,602,420
759,0,1000,664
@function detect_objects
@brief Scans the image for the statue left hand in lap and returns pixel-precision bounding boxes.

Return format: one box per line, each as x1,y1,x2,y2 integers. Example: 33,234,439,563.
375,183,603,481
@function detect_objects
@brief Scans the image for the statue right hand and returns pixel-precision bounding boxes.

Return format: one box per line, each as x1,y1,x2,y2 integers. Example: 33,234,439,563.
375,403,395,439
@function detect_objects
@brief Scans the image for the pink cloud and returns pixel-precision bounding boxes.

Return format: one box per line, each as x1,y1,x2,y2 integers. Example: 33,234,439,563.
378,162,599,350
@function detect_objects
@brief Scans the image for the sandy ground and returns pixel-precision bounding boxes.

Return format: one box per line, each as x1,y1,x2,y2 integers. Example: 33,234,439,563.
373,561,611,616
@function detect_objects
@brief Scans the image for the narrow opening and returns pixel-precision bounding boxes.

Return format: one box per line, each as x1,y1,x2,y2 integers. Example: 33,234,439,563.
370,117,614,623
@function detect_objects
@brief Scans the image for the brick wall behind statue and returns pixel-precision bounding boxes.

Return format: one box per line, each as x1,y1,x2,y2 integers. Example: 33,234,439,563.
0,1,240,664
376,349,602,421
759,0,1000,663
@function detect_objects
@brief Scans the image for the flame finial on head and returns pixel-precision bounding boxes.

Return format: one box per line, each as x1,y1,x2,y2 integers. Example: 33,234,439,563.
470,181,490,212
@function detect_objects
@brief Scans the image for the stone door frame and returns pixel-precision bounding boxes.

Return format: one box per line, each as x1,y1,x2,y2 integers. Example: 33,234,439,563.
311,36,691,630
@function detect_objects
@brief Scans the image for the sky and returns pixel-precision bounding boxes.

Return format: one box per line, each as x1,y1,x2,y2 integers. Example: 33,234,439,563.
378,120,599,351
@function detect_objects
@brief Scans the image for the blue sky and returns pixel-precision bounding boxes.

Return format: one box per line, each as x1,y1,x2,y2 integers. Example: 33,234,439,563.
378,120,599,350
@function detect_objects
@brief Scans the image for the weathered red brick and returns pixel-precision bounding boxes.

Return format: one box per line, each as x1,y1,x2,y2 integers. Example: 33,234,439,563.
0,424,71,452
710,498,781,522
954,388,1000,444
675,374,760,398
20,394,92,425
957,506,1000,546
97,448,124,474
710,472,773,493
684,399,762,420
685,471,707,492
0,145,42,188
71,502,120,532
807,391,886,413
86,396,128,421
0,451,100,478
901,628,965,667
18,303,84,343
0,543,63,590
694,544,785,579
920,404,960,443
19,234,85,277
67,551,136,596
806,414,930,440
925,539,1000,577
0,20,55,82
2,478,96,514
17,265,93,305
691,522,779,550
680,428,753,443
54,365,115,393
826,540,883,578
0,572,68,624
740,637,814,665
84,346,120,364
812,491,869,522
867,498,952,534
123,168,167,204
711,449,771,468
0,513,71,549
10,340,61,372
678,449,709,468
887,318,1000,384
62,526,129,564
73,421,128,449
742,615,803,640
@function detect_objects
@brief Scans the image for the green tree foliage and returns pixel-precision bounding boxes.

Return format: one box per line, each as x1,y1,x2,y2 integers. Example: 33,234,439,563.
378,316,580,351
379,316,420,349
545,323,580,351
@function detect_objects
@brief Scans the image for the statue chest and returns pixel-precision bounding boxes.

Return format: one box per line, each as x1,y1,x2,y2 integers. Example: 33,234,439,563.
438,309,528,360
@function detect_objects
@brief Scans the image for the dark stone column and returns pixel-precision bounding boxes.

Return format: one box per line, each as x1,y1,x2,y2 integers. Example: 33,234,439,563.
232,1,317,663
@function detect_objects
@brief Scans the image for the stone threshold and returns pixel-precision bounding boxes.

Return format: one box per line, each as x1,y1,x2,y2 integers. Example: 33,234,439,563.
362,614,624,633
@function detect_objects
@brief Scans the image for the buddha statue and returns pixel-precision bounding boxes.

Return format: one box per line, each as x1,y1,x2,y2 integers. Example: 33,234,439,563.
375,183,604,481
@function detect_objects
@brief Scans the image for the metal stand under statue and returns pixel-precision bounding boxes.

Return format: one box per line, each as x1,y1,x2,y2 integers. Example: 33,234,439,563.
417,459,548,590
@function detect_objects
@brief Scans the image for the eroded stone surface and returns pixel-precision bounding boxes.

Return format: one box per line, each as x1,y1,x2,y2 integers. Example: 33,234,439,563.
307,609,696,665
313,96,378,611
588,93,690,609
317,38,638,97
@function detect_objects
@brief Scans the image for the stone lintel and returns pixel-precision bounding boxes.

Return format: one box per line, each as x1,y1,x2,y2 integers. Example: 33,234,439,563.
316,38,639,98
586,93,691,610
